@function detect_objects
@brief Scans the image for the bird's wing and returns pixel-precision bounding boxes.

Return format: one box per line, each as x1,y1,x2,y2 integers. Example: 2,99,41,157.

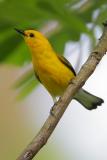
58,55,76,76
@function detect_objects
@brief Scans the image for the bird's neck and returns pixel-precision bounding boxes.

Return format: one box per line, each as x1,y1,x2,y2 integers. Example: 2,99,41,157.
30,39,53,57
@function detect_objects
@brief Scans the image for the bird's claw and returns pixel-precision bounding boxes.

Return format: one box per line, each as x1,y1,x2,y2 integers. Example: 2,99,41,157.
50,106,55,116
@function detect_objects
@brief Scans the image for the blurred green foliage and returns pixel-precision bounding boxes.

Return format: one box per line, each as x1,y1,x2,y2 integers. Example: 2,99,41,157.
0,0,107,98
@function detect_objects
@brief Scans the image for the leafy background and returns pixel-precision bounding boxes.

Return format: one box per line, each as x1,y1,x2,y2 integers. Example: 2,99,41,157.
0,0,107,160
1,0,107,98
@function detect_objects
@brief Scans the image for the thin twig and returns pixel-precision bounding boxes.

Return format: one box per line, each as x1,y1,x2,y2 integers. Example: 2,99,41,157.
17,22,107,160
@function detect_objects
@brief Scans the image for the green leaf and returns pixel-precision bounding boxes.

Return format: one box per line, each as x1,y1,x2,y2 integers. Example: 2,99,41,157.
0,21,13,31
0,0,38,23
36,0,88,34
72,0,107,23
95,6,107,25
14,69,39,99
5,42,31,66
49,29,78,53
17,78,38,100
14,69,35,89
0,33,22,62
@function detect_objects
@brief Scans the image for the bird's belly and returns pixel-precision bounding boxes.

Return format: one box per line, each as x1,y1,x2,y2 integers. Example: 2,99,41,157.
40,74,66,96
38,64,75,96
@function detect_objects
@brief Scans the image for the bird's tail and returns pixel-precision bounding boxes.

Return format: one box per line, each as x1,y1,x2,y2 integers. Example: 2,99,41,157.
74,88,104,110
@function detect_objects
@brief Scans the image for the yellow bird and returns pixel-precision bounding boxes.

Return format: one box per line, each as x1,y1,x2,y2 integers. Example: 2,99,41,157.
15,28,104,110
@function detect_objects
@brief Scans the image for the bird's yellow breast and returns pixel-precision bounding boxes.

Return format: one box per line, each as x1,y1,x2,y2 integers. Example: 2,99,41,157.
32,52,75,97
24,30,75,97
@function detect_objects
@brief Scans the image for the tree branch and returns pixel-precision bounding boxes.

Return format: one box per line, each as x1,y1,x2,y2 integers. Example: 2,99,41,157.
17,22,107,160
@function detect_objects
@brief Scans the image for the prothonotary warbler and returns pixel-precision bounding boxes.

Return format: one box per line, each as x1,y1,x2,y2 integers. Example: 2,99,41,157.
15,28,104,110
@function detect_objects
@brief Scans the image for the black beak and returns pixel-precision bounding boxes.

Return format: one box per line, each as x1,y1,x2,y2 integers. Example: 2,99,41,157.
14,28,26,36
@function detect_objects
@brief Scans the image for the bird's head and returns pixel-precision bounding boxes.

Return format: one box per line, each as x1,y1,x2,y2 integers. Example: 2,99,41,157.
15,28,53,54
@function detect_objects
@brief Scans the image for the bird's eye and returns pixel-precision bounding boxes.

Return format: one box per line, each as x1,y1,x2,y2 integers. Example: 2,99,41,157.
29,33,34,38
